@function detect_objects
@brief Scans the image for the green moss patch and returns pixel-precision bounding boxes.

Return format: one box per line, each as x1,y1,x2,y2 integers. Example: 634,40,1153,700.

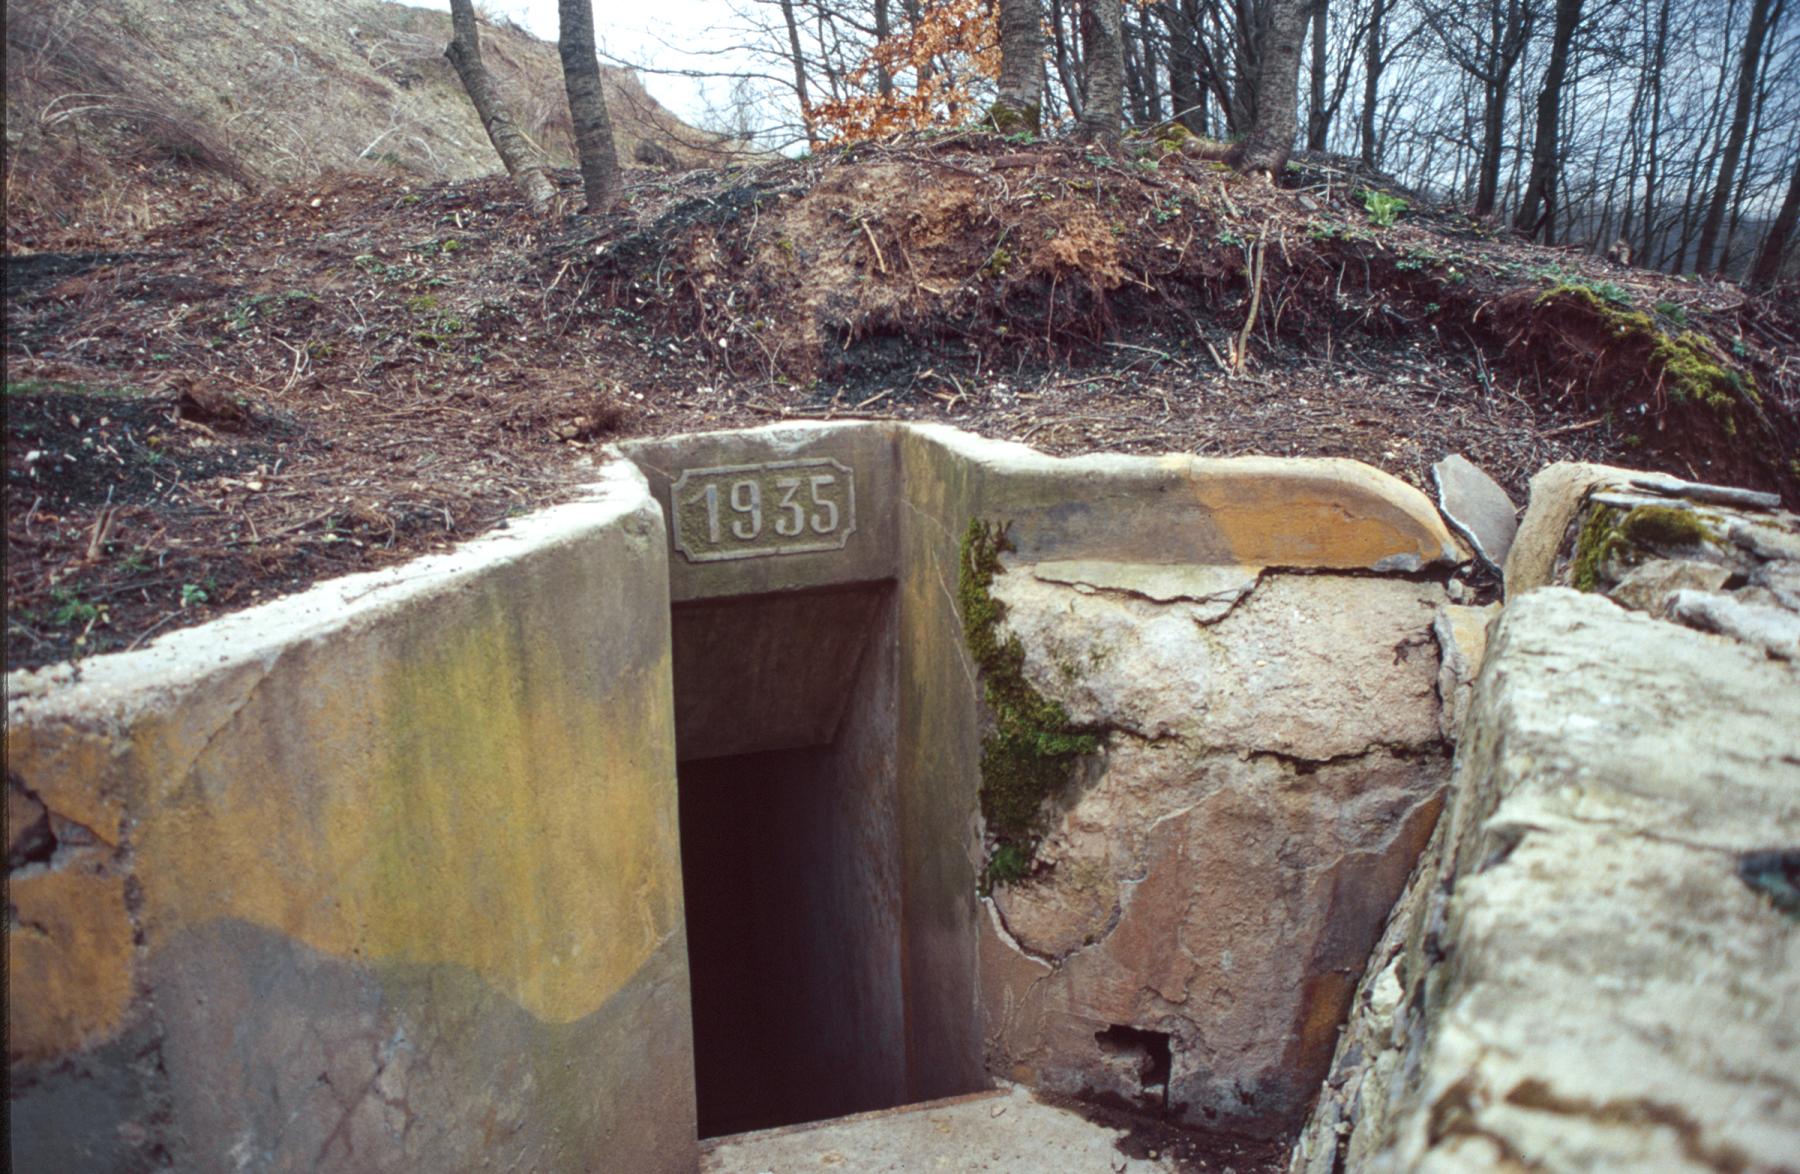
1570,501,1717,592
959,519,1098,889
1541,286,1760,431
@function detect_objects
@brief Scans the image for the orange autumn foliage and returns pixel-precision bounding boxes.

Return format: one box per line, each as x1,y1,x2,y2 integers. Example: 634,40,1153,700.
811,0,1000,145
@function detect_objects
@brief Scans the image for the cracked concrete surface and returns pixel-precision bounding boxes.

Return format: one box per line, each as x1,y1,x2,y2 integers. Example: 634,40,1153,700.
1292,589,1800,1173
981,565,1461,1136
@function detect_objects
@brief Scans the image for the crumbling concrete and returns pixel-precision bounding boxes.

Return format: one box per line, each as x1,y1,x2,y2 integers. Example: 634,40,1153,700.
1292,464,1800,1173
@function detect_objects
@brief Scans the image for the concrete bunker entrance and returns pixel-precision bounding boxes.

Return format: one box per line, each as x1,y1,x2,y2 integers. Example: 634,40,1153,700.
672,580,908,1138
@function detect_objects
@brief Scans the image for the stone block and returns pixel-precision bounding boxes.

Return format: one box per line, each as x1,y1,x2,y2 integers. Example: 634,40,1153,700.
1292,589,1800,1172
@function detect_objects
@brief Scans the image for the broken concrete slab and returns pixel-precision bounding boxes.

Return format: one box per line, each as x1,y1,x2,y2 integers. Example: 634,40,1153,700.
6,459,697,1172
1431,453,1518,571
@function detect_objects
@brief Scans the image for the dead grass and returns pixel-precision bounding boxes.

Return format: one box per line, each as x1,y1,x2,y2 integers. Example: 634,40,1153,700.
3,0,749,252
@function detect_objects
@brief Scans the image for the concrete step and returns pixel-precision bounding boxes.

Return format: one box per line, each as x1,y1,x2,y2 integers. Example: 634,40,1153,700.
701,1085,1204,1173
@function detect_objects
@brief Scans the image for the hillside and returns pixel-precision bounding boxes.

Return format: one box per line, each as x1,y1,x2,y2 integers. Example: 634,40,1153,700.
3,0,742,250
6,127,1799,670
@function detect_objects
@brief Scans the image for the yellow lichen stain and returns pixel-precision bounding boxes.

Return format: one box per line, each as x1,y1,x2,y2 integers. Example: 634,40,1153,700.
4,722,129,839
118,581,681,1028
7,870,135,1063
1186,463,1454,568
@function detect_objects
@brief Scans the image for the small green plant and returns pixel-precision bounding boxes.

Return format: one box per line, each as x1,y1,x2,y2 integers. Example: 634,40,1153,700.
1653,300,1688,326
49,588,100,627
1215,228,1244,247
179,583,209,608
1361,189,1407,228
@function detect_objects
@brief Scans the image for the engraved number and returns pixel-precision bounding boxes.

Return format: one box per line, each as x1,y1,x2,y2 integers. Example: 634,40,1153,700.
808,475,839,534
730,479,762,540
774,478,805,537
702,483,721,543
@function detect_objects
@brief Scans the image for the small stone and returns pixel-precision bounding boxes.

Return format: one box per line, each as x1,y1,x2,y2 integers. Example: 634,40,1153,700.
1668,589,1800,659
1609,558,1731,616
1432,454,1518,573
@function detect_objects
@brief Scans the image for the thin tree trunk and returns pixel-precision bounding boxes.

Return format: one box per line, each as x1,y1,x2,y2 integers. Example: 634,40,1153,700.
1750,149,1800,287
1164,0,1204,132
444,0,556,212
779,0,818,148
874,0,893,98
1514,0,1582,237
557,0,620,213
1143,15,1164,123
1239,0,1310,175
1306,0,1327,151
1696,0,1780,273
1639,0,1669,264
1360,0,1387,166
1123,12,1149,126
1079,0,1125,142
994,0,1045,133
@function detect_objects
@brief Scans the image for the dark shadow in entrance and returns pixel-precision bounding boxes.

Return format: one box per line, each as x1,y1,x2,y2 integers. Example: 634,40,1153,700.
674,584,904,1139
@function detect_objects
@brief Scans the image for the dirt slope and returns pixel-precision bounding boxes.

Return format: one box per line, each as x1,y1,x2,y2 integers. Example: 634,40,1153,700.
3,0,741,249
6,132,1798,670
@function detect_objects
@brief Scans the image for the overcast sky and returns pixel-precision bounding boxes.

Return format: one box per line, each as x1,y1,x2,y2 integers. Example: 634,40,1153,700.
401,0,772,132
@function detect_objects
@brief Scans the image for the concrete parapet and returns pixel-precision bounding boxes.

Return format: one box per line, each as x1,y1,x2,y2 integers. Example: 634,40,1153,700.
7,460,695,1172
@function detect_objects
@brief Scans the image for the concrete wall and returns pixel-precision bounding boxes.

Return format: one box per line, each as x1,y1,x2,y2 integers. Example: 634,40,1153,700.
892,425,1470,1137
12,420,1487,1164
6,461,696,1172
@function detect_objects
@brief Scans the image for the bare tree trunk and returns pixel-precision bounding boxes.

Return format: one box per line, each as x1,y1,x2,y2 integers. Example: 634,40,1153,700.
1749,150,1800,287
1696,0,1780,273
1306,0,1327,151
1079,0,1125,142
994,0,1045,134
557,0,621,213
1123,11,1149,125
1360,0,1387,166
444,0,556,212
1639,0,1669,265
1513,0,1582,237
779,0,819,148
1163,0,1205,132
1141,15,1164,123
1229,0,1267,136
874,0,894,98
1239,0,1309,175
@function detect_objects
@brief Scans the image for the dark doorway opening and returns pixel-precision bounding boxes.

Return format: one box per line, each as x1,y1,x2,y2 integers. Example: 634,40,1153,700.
673,583,905,1139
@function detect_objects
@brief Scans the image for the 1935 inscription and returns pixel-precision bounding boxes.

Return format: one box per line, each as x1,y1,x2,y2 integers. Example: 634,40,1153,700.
671,459,856,562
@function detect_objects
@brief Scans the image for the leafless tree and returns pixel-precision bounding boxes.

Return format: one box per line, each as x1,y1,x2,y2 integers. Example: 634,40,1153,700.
558,0,622,211
444,0,556,212
994,0,1046,133
1513,0,1583,238
1239,0,1311,173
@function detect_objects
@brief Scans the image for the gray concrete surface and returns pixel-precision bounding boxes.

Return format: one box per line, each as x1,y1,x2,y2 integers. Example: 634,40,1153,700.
700,1085,1178,1172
